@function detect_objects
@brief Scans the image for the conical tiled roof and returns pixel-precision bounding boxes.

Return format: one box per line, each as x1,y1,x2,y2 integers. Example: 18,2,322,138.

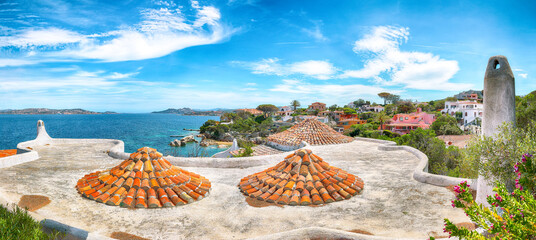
238,149,363,206
76,147,211,208
267,119,354,147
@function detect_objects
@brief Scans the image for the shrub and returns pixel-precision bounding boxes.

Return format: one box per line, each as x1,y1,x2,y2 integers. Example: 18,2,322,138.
396,128,462,176
443,154,536,239
0,204,60,240
462,121,536,188
430,115,463,135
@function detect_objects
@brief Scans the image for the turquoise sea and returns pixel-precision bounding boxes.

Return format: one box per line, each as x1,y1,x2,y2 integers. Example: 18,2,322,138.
0,114,223,157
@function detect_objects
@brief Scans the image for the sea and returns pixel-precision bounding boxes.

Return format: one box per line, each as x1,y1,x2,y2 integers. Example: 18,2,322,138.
0,114,223,157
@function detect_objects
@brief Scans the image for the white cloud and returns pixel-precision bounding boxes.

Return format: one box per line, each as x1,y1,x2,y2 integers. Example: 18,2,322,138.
270,79,393,99
0,28,85,47
0,59,37,67
0,3,235,62
341,25,470,91
108,72,139,79
246,82,257,86
238,58,337,79
301,21,327,42
519,73,528,78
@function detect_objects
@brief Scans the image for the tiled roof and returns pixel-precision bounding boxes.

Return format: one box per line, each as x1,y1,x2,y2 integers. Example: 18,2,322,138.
76,147,211,208
0,149,17,158
267,119,354,147
238,149,363,206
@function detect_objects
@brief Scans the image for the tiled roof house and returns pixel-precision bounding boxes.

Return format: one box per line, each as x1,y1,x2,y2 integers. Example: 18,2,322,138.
266,119,354,150
76,147,211,208
385,108,436,135
308,102,326,112
235,108,263,116
238,149,363,206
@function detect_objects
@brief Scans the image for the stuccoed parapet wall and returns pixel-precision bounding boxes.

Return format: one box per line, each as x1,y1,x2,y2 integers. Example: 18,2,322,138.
211,139,239,158
476,55,516,205
266,140,306,151
354,137,477,190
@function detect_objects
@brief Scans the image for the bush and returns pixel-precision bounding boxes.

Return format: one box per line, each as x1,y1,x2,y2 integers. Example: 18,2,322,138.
0,204,60,240
462,121,536,188
443,154,536,239
430,115,462,135
236,140,255,157
396,128,462,176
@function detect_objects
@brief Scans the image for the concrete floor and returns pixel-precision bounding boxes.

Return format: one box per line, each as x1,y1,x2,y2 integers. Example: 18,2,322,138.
0,140,469,239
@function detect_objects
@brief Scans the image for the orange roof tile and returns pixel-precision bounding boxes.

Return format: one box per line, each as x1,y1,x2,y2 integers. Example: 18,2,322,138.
0,149,17,158
267,119,354,147
76,147,211,208
238,149,363,206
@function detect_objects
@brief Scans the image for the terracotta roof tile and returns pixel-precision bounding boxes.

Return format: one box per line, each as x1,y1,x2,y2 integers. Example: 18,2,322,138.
267,119,353,147
238,149,363,206
76,147,211,208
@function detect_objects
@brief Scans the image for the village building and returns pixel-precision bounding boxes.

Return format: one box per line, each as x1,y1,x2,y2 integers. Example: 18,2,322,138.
308,102,326,112
384,108,436,135
357,105,384,113
441,100,483,125
455,90,483,101
235,108,263,116
336,114,367,131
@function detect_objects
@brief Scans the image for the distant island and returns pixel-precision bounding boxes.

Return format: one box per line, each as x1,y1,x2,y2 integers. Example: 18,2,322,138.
0,108,117,115
152,108,232,116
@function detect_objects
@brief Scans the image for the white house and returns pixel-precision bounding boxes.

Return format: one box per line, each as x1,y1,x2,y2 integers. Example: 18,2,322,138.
441,101,483,125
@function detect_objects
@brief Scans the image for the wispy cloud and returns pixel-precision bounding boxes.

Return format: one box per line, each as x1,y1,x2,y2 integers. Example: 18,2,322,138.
0,58,37,67
270,79,394,99
340,25,470,91
519,73,528,78
301,20,327,42
0,2,236,62
235,58,337,79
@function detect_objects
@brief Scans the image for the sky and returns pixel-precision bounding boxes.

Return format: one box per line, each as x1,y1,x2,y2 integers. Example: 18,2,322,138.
0,0,534,113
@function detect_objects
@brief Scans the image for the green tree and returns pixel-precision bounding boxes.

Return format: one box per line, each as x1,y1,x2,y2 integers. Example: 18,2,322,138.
430,115,462,135
343,107,356,114
396,100,415,113
256,104,278,116
290,100,301,110
378,92,391,105
516,91,536,129
374,112,390,130
329,104,338,111
386,94,401,104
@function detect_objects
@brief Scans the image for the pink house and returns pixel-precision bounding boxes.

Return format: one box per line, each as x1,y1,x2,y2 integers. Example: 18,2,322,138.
384,108,436,135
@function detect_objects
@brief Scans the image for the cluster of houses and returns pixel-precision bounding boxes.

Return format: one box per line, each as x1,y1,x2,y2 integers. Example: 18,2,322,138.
234,90,484,136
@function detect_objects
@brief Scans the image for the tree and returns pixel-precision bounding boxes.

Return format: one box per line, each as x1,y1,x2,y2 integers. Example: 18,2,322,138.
430,115,462,135
396,100,415,113
378,92,391,105
374,112,391,130
290,100,301,110
256,104,278,116
516,91,536,129
329,104,338,111
343,107,356,114
353,99,369,107
386,94,401,104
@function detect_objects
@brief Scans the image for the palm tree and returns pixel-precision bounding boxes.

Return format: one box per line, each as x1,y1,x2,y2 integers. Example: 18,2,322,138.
290,100,301,110
375,111,390,131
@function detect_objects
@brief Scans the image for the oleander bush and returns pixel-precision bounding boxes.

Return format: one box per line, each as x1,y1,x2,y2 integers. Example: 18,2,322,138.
0,204,58,240
443,154,536,239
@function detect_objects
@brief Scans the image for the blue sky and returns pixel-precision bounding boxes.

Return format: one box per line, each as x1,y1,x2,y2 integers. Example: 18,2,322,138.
0,0,534,112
